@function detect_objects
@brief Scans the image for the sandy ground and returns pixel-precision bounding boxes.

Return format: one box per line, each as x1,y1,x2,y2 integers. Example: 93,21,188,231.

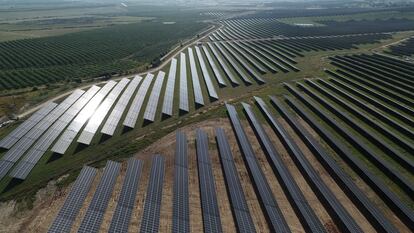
0,117,408,233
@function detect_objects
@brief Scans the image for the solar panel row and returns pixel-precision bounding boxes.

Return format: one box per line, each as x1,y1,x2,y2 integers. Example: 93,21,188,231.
162,58,178,117
227,42,267,74
221,42,265,84
201,45,227,86
271,96,398,233
196,129,223,233
78,78,130,145
225,103,290,233
237,42,278,73
48,166,97,233
52,81,117,154
195,46,219,100
123,73,155,128
78,160,121,233
284,85,414,228
0,102,58,162
101,76,143,136
139,155,165,233
172,131,190,233
143,71,166,122
213,42,252,85
9,87,100,180
215,128,256,233
108,158,143,233
0,102,57,149
0,90,85,179
188,47,205,106
254,96,362,233
242,100,324,233
246,41,297,72
179,53,189,113
206,42,239,85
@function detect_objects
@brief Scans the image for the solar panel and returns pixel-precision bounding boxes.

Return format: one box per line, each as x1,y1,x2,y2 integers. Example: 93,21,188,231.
195,46,218,100
52,81,116,154
123,73,155,128
284,93,414,229
201,45,227,87
101,76,143,136
78,160,121,233
0,102,56,149
0,90,85,180
188,47,204,106
143,71,166,122
227,42,267,74
215,128,256,233
242,101,324,233
8,86,100,180
225,103,290,233
254,96,362,233
179,53,189,113
246,41,297,72
271,96,398,233
196,129,223,233
162,58,177,117
48,166,97,233
237,42,278,73
206,42,239,85
213,42,252,85
77,78,129,145
139,155,165,233
108,158,143,233
221,42,265,84
172,131,190,233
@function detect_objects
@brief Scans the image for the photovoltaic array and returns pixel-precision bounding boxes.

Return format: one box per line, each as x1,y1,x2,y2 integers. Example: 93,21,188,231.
139,155,165,233
226,103,290,233
48,166,97,233
108,158,143,233
172,131,190,233
101,75,143,136
51,81,117,154
196,129,223,233
162,58,178,117
215,128,256,233
123,73,155,128
78,160,121,233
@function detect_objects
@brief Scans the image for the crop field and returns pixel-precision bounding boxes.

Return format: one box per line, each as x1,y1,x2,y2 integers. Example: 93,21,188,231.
0,3,413,233
0,3,213,91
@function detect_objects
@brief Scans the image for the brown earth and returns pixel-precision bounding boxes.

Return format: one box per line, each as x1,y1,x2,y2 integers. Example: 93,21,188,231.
0,117,406,233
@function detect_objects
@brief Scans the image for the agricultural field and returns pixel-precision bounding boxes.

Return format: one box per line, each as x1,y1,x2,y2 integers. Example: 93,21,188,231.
0,2,413,233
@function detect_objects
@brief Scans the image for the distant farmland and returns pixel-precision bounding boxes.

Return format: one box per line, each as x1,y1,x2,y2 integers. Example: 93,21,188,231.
0,20,207,90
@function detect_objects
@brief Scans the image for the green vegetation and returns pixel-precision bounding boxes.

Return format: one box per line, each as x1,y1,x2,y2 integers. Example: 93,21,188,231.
0,3,213,91
0,20,207,90
278,9,414,25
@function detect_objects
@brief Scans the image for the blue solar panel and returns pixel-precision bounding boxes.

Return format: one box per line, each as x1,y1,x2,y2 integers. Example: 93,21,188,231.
172,131,190,233
215,128,256,233
139,155,165,233
48,166,97,233
225,103,290,233
108,158,143,233
78,161,121,233
242,101,324,232
196,129,223,233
